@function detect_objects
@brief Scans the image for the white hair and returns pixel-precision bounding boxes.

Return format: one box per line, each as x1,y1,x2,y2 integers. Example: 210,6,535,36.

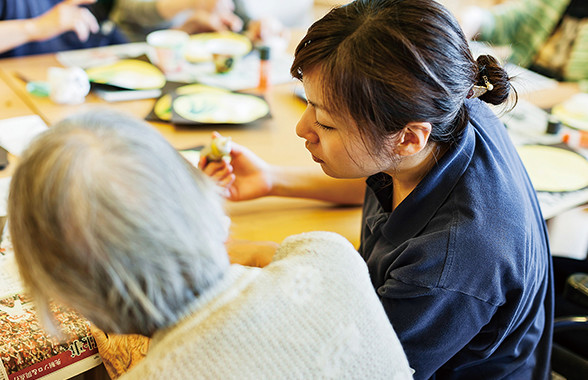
8,110,229,337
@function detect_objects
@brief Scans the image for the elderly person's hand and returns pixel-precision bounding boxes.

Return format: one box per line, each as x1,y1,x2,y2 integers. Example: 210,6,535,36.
89,324,150,379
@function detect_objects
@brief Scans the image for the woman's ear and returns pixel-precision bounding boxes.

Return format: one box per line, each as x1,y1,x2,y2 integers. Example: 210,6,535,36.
394,122,432,156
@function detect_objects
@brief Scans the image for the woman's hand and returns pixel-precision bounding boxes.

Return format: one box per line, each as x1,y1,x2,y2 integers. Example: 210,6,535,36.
89,324,150,379
199,133,274,201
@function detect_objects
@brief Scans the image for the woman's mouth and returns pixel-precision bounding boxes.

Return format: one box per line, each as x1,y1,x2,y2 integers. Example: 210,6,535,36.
305,142,324,163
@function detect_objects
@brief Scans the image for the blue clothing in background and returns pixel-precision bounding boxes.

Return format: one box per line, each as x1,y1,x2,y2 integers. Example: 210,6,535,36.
0,0,126,58
360,99,553,379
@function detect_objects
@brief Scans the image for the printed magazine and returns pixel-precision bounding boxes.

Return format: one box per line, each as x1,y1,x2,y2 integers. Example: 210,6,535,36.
0,243,102,380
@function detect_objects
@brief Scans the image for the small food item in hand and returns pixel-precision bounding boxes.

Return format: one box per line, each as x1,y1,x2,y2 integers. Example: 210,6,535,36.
201,133,232,161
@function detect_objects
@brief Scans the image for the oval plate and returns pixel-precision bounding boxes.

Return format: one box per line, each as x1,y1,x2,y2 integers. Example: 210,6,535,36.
154,84,230,121
517,145,588,192
86,59,165,90
551,93,588,131
173,92,269,124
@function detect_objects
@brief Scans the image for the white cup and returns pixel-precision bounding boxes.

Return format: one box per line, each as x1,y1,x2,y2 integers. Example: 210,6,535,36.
146,30,190,74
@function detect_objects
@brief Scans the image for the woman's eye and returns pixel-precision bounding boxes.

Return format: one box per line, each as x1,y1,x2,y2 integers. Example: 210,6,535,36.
314,121,334,131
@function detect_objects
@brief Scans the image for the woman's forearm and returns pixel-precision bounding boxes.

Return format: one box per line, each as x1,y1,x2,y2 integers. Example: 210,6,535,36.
269,165,366,205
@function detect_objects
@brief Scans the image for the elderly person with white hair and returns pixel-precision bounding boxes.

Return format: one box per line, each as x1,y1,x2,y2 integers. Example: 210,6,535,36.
7,110,412,379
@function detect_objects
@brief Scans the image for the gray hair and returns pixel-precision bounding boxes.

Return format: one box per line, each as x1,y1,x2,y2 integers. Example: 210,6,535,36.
8,110,230,337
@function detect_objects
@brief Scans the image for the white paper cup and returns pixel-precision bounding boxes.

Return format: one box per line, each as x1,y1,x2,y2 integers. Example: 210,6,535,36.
146,30,190,74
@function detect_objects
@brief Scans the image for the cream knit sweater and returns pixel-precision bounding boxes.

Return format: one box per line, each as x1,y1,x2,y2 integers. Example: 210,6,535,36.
121,231,413,379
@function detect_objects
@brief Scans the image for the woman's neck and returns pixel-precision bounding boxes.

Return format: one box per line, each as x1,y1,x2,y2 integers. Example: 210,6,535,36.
387,143,446,210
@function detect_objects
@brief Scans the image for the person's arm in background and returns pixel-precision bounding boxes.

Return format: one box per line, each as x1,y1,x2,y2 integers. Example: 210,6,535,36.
233,0,313,28
233,0,313,49
0,0,99,54
112,0,242,36
155,0,221,20
461,0,569,67
176,6,243,34
113,0,219,25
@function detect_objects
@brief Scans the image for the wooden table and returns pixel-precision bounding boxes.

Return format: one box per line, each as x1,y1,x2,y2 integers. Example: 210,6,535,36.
0,70,39,179
0,49,363,247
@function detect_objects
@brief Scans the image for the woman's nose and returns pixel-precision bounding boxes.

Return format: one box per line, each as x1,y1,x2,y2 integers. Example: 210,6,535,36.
296,106,319,143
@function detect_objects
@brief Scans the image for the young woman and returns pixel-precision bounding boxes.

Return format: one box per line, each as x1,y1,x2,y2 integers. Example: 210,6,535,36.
201,0,554,378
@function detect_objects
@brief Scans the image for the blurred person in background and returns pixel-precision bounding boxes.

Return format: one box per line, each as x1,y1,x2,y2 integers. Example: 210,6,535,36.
110,0,243,41
461,0,588,81
0,0,127,57
0,0,242,57
111,0,313,49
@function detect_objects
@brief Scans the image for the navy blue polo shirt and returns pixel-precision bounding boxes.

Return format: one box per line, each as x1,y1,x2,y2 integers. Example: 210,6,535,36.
359,99,553,379
0,0,126,58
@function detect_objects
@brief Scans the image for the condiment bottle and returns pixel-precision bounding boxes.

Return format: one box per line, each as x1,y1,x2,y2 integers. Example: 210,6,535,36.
258,46,271,92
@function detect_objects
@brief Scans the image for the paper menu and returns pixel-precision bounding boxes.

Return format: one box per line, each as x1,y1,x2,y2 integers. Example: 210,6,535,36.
0,116,48,157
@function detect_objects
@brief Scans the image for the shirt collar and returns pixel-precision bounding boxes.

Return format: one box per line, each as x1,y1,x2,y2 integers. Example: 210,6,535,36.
366,121,475,246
